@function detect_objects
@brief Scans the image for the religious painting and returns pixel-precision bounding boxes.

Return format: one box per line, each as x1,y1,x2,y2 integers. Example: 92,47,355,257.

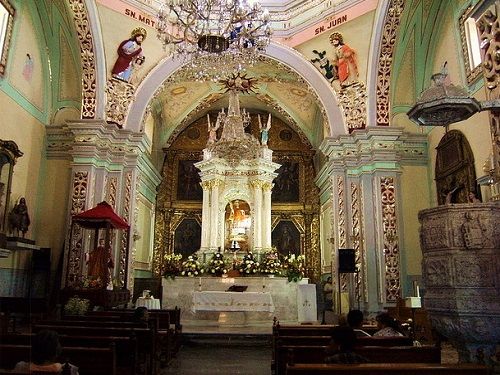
174,218,201,258
272,220,300,257
272,161,299,202
176,160,202,201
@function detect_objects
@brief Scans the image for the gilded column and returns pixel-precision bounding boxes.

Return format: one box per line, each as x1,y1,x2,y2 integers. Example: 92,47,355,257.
251,180,263,251
209,180,221,250
200,181,211,250
262,182,273,249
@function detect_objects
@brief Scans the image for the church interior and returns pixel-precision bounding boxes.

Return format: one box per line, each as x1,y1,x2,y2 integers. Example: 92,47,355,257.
0,0,499,373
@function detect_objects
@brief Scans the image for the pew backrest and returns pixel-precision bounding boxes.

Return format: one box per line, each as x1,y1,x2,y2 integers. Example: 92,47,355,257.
285,363,490,375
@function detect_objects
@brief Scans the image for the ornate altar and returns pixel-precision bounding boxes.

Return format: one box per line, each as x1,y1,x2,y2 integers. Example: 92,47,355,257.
62,201,131,308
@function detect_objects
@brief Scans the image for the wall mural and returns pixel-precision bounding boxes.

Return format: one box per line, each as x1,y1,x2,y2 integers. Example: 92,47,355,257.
174,218,201,258
176,160,203,201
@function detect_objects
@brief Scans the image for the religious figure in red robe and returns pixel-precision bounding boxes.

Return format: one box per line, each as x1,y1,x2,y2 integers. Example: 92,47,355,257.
111,27,147,82
329,32,359,87
87,238,114,286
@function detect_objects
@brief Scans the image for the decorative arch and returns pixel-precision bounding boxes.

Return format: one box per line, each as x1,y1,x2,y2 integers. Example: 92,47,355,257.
124,41,347,136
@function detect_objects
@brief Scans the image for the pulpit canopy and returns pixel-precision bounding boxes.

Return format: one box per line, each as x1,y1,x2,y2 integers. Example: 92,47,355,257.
72,201,129,229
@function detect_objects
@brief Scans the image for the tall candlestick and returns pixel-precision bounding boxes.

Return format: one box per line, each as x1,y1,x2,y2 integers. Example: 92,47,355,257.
416,285,420,298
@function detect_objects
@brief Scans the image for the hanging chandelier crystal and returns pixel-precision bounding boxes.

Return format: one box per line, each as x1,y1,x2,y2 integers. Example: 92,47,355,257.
156,0,272,81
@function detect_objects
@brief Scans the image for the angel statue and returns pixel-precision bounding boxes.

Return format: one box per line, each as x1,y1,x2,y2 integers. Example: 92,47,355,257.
258,113,272,146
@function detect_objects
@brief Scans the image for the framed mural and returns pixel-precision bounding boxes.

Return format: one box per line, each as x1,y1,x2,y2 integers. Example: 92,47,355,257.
272,161,300,202
174,218,201,258
176,160,203,201
272,220,300,256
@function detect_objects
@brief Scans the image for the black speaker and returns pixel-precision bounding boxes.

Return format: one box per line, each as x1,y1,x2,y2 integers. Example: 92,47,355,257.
338,248,356,273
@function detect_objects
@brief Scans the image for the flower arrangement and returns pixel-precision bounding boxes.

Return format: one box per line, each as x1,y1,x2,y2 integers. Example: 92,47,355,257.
206,251,228,276
238,252,260,275
163,253,183,279
64,296,90,316
283,254,306,282
180,255,204,277
82,276,103,289
260,248,282,275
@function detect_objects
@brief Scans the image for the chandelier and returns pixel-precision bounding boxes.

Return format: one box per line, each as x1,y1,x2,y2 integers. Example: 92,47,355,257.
156,0,272,81
208,74,261,166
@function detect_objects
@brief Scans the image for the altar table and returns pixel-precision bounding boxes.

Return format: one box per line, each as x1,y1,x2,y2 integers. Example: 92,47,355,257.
192,291,274,313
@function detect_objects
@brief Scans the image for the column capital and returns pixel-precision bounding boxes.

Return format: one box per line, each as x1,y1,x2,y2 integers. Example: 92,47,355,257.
262,182,274,192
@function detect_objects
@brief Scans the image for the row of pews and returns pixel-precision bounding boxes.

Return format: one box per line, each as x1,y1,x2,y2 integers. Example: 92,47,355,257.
0,307,182,375
272,321,491,375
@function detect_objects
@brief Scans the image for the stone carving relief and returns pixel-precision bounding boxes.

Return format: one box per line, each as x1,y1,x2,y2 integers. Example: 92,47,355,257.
454,257,494,288
423,258,451,287
461,212,486,249
337,81,367,132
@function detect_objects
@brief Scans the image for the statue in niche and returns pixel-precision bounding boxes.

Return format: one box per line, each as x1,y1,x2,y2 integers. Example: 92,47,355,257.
225,200,251,248
8,197,30,238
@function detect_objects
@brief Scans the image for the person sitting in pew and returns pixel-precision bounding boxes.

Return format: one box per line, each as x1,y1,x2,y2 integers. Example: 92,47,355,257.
11,330,79,374
347,309,371,337
324,326,369,364
373,312,404,337
133,306,150,326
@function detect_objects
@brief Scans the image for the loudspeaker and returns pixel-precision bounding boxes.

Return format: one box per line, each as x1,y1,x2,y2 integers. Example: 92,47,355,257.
338,248,356,273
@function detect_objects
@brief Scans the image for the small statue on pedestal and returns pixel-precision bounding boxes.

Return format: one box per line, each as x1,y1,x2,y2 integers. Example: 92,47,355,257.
8,197,30,238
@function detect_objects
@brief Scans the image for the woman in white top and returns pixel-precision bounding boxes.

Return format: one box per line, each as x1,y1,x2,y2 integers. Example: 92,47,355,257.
373,312,404,337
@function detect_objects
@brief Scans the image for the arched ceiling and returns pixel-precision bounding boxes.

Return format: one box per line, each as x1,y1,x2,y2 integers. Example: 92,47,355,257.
151,56,325,148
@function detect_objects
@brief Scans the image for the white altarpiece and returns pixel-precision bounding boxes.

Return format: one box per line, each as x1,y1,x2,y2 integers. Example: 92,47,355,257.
195,87,280,258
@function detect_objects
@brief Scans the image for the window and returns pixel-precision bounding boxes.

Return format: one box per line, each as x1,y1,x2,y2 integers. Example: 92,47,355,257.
0,0,14,76
459,5,483,84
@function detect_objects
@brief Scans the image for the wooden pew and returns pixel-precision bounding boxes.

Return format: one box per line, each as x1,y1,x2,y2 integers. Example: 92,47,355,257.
0,344,116,375
285,363,490,374
275,345,441,375
32,324,154,375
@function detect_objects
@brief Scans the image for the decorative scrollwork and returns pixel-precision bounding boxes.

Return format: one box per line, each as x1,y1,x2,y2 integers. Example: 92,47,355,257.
106,78,136,126
380,176,401,302
337,81,367,132
68,0,97,119
376,0,405,126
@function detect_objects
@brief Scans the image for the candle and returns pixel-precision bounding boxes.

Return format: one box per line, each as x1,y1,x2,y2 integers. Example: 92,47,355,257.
416,286,420,298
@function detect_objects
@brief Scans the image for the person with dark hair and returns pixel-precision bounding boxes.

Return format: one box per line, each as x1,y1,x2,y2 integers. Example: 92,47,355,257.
374,312,404,337
324,326,369,364
12,330,79,374
347,309,371,337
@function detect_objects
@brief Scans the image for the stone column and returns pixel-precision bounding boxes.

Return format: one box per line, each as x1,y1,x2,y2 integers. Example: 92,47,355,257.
209,180,221,250
252,180,263,251
262,182,273,249
200,181,211,251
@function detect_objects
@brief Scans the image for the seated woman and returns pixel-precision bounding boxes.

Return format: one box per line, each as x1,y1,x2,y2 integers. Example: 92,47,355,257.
373,312,404,337
325,326,369,364
12,330,79,374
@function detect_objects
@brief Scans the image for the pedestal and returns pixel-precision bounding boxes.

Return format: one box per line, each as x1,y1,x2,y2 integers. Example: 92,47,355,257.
419,203,500,364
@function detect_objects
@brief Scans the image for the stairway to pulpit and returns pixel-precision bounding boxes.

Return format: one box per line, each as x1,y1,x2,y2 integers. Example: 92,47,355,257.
162,332,272,374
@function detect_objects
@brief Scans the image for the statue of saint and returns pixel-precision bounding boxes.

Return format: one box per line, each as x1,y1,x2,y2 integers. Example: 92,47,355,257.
8,197,30,238
87,238,114,287
258,113,272,146
329,32,358,87
111,27,147,82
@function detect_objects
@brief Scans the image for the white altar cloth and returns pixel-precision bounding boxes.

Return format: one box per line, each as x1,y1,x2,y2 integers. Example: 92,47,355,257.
136,297,161,310
192,291,274,313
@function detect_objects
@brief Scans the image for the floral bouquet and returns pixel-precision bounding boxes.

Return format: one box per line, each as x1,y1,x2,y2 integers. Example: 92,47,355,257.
260,248,282,275
206,251,228,276
180,255,204,277
82,276,103,289
163,253,183,279
283,254,305,282
64,296,90,316
238,252,260,275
